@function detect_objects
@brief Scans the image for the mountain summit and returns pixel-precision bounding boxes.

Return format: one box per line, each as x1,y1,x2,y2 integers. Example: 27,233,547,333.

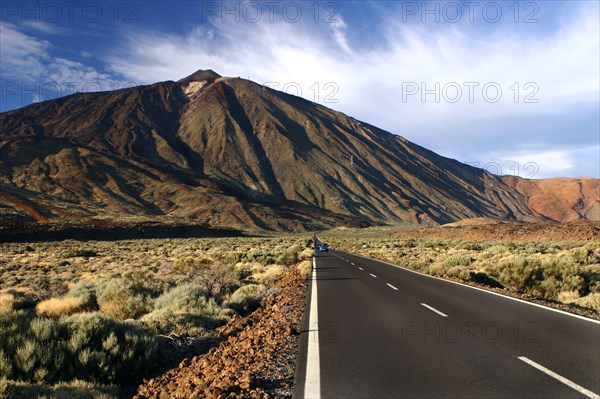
0,70,597,230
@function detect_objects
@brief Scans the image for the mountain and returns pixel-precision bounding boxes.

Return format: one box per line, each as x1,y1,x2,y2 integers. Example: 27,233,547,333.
0,69,597,230
502,176,599,222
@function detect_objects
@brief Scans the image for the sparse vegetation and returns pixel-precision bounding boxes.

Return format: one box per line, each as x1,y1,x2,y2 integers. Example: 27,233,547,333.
0,236,310,397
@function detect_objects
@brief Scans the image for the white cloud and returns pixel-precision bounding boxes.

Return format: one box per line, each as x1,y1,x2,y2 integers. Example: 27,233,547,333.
20,20,68,35
330,16,352,55
482,146,600,178
1,23,134,103
106,3,599,121
0,23,50,81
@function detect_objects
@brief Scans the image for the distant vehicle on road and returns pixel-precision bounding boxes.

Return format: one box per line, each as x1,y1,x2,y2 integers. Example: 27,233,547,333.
319,242,329,252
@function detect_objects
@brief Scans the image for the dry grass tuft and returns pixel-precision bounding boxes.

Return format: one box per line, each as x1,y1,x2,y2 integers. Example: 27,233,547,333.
35,296,86,318
297,260,313,279
575,293,600,309
253,264,286,285
0,293,15,312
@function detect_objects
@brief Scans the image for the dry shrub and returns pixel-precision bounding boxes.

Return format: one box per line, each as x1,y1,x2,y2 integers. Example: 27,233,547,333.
446,266,471,280
557,291,580,304
426,263,446,276
253,264,285,285
97,280,151,320
575,293,600,311
299,248,314,260
142,284,232,334
225,284,267,315
173,258,238,302
0,293,15,312
277,248,299,266
297,260,313,278
35,296,86,318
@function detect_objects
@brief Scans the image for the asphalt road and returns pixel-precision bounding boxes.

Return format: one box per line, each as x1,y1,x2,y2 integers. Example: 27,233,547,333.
295,250,600,399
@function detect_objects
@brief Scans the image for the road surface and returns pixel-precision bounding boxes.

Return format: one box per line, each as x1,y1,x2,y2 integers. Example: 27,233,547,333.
295,250,600,399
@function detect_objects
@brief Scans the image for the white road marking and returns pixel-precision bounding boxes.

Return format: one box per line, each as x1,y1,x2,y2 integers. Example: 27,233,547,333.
351,262,355,265
349,253,600,325
518,356,600,399
386,283,399,291
421,303,448,317
358,267,364,271
304,257,321,398
370,273,377,278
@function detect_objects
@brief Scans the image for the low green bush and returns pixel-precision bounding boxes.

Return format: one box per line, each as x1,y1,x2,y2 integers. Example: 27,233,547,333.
0,379,118,399
225,284,267,315
444,255,471,267
0,310,158,387
277,249,299,266
96,279,151,320
142,284,232,335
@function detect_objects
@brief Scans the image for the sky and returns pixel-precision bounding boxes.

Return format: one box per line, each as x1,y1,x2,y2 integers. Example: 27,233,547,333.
1,0,599,178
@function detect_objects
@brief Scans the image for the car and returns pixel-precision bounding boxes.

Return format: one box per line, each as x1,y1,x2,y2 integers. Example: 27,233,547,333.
319,242,329,252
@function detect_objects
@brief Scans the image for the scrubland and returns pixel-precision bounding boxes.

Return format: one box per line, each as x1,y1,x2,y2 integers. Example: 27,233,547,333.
3,221,597,397
0,236,312,398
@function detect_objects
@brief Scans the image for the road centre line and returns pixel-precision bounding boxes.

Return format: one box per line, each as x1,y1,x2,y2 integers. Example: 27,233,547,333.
347,253,600,325
421,303,448,317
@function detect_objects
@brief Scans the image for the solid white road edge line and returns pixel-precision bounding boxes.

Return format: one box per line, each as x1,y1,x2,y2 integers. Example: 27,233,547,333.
386,283,399,291
348,253,600,325
304,257,321,398
421,303,448,317
518,356,600,399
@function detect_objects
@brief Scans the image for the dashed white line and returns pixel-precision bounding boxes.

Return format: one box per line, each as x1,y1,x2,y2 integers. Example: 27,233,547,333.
351,262,355,265
370,273,377,278
386,283,399,291
358,267,364,271
304,257,321,398
350,253,600,325
420,303,448,317
518,356,600,399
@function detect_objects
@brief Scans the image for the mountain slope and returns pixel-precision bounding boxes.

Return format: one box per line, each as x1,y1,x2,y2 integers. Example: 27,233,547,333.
502,176,599,222
0,69,595,230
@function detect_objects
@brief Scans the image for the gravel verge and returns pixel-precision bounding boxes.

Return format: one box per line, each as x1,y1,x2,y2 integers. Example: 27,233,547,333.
134,264,307,398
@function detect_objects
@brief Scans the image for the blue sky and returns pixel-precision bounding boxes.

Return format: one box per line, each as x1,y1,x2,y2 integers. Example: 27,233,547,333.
1,0,598,178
